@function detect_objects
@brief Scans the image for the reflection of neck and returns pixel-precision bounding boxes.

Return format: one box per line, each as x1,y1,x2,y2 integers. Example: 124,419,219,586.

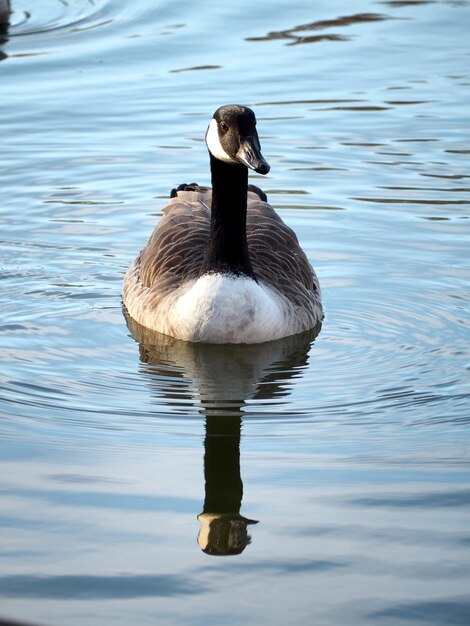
202,416,243,515
0,0,10,28
201,155,255,278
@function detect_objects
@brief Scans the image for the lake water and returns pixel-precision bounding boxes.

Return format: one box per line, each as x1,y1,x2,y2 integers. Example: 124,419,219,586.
1,1,470,625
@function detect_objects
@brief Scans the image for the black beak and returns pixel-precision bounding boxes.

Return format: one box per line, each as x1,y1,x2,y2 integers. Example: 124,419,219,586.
236,134,270,175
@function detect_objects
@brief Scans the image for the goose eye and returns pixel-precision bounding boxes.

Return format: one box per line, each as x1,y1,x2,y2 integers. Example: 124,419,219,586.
220,121,228,133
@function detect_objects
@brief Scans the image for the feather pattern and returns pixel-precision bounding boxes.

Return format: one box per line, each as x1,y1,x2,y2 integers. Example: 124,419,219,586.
123,187,322,343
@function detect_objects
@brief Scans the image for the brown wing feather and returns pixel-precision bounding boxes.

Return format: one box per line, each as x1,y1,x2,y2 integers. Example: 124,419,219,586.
137,189,212,297
246,196,319,310
130,188,319,314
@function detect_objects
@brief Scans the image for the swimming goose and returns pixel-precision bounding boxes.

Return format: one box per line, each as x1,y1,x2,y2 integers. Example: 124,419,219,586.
123,104,323,344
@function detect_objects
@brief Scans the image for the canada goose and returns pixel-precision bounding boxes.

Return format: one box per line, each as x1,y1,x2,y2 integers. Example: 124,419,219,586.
123,104,323,344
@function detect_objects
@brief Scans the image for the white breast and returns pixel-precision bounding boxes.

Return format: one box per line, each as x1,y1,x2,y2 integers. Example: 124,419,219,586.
163,273,291,344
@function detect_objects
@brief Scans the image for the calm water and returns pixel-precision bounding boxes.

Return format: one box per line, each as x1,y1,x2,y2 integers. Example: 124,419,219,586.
1,0,470,624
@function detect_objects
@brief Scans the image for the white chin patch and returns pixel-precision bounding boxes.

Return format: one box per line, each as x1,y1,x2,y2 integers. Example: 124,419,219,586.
206,119,236,164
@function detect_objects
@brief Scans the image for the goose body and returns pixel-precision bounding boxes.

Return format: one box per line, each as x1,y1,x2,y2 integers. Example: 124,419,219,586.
123,105,322,344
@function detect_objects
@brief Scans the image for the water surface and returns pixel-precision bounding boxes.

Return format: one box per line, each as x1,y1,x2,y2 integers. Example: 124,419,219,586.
1,1,469,625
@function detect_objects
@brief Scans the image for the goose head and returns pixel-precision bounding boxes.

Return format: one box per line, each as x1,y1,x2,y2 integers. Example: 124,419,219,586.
205,104,270,175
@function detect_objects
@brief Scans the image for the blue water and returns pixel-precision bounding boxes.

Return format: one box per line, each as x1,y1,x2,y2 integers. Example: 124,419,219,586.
1,1,470,625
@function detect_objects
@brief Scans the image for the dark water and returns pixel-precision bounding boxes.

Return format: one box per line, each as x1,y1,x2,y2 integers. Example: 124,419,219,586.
1,1,470,625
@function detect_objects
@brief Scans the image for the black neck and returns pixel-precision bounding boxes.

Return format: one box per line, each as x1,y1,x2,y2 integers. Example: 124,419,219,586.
201,155,255,278
202,416,243,515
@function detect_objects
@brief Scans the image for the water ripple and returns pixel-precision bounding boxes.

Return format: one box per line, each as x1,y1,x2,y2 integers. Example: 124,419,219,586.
9,0,108,37
1,1,470,623
245,12,392,45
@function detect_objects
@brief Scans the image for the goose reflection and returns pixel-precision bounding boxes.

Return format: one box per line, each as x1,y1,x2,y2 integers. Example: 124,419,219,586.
124,311,320,555
197,413,258,555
